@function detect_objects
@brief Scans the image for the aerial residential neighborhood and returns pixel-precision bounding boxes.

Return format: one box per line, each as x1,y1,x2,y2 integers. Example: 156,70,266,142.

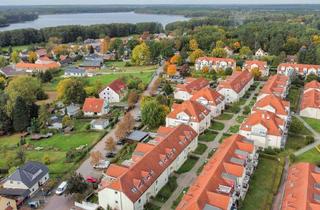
0,2,320,210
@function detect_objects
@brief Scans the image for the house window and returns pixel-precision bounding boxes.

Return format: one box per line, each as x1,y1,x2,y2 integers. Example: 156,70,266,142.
115,191,118,194
138,199,141,203
115,201,118,204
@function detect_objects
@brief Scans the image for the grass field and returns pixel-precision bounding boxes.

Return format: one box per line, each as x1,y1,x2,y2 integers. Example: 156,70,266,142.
210,121,225,131
240,157,279,210
176,156,199,174
0,120,104,177
302,117,320,133
295,148,320,164
198,130,218,142
216,113,233,121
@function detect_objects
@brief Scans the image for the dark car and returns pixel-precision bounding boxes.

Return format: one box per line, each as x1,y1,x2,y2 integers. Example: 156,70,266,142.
105,152,116,158
116,139,125,145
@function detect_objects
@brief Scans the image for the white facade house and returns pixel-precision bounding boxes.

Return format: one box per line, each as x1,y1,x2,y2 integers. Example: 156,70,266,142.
300,81,320,119
255,48,268,57
90,119,109,130
99,79,127,103
190,87,225,118
64,67,86,77
166,100,211,134
98,125,198,210
82,98,109,116
243,60,269,77
239,110,287,149
195,57,236,71
174,77,209,101
217,70,253,104
277,63,320,77
1,161,49,197
257,74,290,101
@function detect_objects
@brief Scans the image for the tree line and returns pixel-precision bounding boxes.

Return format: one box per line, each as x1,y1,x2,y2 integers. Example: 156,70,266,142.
0,12,38,27
0,22,163,47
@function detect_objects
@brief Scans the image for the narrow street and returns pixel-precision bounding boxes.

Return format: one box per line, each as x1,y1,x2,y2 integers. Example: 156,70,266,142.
160,82,261,210
43,66,163,210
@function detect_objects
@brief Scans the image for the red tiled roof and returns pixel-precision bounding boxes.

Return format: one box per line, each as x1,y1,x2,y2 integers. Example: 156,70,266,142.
260,74,289,96
102,124,198,202
217,70,253,93
243,60,267,71
301,89,320,110
167,100,210,122
281,162,320,210
175,77,209,94
15,61,60,71
196,57,236,64
304,80,320,91
177,134,254,210
190,87,225,106
107,79,126,94
240,110,284,136
253,94,290,116
82,98,105,113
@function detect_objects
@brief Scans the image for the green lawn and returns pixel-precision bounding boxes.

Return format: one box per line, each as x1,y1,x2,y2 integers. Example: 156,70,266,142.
154,176,177,203
236,115,246,124
198,130,218,142
210,121,225,131
302,117,320,133
285,134,310,151
240,157,280,210
228,124,240,133
218,133,232,143
176,156,199,174
295,148,320,164
0,120,104,177
193,143,208,155
289,116,312,136
216,113,233,121
171,187,189,209
287,87,301,112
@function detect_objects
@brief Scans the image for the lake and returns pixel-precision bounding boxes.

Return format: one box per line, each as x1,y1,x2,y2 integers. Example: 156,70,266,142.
0,12,189,31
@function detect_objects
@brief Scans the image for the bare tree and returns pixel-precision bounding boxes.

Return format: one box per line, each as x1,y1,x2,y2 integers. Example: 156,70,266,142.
90,151,102,166
105,137,116,151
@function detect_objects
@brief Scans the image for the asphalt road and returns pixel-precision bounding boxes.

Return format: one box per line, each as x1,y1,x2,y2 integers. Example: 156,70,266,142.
43,66,163,210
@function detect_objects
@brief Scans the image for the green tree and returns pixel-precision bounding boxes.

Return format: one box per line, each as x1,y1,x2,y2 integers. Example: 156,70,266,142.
30,118,40,133
189,49,205,64
0,56,8,68
65,172,89,195
141,99,167,129
225,67,233,76
131,42,151,65
13,96,30,132
163,82,173,96
239,46,252,58
57,78,86,104
62,115,73,128
10,51,20,63
211,47,227,58
28,51,37,63
38,104,49,129
305,73,319,83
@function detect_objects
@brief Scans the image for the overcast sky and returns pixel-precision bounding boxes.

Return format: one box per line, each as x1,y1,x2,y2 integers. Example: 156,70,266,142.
0,0,319,5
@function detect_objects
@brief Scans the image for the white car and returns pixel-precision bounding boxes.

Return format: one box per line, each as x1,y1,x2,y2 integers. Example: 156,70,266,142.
93,160,110,169
56,181,68,195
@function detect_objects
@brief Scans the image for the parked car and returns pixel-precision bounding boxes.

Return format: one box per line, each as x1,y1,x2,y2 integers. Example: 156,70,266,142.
86,176,97,183
55,181,68,195
93,160,110,169
105,152,116,158
116,139,125,145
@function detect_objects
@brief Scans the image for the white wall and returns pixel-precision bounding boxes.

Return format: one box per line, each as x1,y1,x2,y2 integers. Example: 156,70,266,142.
300,107,320,119
99,87,121,103
173,91,191,101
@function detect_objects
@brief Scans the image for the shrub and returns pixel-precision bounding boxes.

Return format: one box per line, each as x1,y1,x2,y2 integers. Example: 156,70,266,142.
305,135,315,145
43,155,51,165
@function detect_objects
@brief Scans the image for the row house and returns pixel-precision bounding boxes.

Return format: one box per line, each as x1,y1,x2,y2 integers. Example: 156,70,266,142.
166,100,211,134
239,110,287,149
243,60,269,77
82,98,109,116
173,77,209,101
195,57,236,71
252,94,291,122
190,87,226,118
98,125,198,210
15,60,61,72
258,74,290,101
99,79,127,103
281,162,320,210
277,63,320,77
176,134,258,210
300,81,320,119
217,70,254,104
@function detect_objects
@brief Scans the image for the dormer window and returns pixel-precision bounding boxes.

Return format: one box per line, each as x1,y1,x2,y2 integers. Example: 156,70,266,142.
131,187,138,193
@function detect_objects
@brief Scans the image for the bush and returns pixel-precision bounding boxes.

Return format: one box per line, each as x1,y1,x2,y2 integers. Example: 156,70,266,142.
305,135,315,145
242,106,251,115
43,155,51,165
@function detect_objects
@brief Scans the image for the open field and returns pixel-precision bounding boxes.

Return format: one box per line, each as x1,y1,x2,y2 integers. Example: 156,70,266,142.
302,117,320,133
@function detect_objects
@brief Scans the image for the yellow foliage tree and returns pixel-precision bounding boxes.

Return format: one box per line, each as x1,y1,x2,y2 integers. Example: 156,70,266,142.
251,67,262,79
131,42,151,65
100,37,110,54
28,51,37,63
167,64,177,76
189,39,199,51
170,54,182,65
211,47,227,58
189,49,205,64
202,66,210,74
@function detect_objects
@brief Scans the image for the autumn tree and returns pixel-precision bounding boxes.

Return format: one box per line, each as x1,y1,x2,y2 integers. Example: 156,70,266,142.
189,49,205,64
105,137,116,151
10,51,20,63
211,47,227,58
90,151,103,166
28,51,37,63
251,67,262,79
239,46,252,58
127,91,139,108
216,40,225,48
131,42,151,65
115,123,126,140
167,64,177,76
122,112,135,133
100,37,110,54
189,39,199,51
62,115,73,128
202,66,210,74
170,54,182,66
57,78,87,104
